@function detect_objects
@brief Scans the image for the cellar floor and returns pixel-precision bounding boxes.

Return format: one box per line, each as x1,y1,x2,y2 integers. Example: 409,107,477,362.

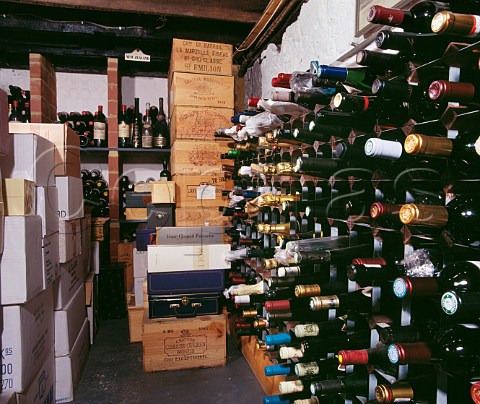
74,318,264,404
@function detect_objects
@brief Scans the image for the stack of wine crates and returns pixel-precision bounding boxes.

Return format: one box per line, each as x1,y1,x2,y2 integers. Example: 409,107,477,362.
137,39,237,372
4,118,92,403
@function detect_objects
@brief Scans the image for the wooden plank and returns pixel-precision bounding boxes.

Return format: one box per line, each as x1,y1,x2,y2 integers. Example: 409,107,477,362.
128,304,144,343
2,0,266,23
175,207,231,227
173,174,233,208
241,336,283,396
143,313,226,372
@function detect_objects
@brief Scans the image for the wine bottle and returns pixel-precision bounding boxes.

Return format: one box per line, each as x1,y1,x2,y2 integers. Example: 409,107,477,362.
399,195,480,246
338,343,391,367
301,330,371,358
142,104,153,149
369,202,404,229
428,79,480,105
159,159,172,181
367,2,449,33
349,257,405,285
9,100,22,122
310,368,369,397
310,289,372,314
294,157,374,180
93,105,107,147
131,98,142,148
440,289,480,317
393,261,480,298
356,50,411,75
375,373,436,403
310,62,377,92
294,357,340,378
153,97,168,148
23,102,30,123
118,104,130,148
431,10,480,37
404,132,480,178
387,323,480,377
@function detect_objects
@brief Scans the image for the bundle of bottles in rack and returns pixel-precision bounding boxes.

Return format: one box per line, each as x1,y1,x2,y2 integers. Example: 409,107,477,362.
56,97,169,149
7,84,30,123
81,169,109,218
219,1,480,403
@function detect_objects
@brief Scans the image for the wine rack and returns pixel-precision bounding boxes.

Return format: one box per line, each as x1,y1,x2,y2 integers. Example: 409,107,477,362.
222,32,480,404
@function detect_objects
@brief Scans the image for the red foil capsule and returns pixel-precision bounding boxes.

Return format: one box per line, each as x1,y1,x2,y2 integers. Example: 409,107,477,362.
367,5,405,25
428,80,476,103
338,349,369,365
264,299,291,312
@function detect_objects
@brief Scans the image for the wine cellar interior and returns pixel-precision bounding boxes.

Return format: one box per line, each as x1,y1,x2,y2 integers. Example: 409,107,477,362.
2,0,480,403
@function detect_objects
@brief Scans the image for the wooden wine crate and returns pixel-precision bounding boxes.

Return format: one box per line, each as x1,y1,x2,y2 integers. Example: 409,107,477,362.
170,106,233,144
173,174,233,208
91,217,110,241
175,207,231,227
168,72,234,114
241,336,283,396
128,303,144,343
170,140,230,175
143,313,226,372
170,38,233,76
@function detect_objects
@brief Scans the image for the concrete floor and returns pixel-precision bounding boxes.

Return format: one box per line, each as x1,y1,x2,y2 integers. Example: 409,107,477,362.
74,318,264,404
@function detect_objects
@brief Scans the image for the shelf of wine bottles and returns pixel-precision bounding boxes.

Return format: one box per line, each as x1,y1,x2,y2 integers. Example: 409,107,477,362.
7,85,30,123
81,169,109,218
219,3,480,403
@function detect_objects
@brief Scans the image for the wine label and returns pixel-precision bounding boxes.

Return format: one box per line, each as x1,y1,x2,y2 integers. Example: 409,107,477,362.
295,324,320,338
441,291,458,315
118,123,130,138
197,184,216,200
295,362,319,377
279,380,303,394
93,122,106,140
393,278,408,298
142,135,153,148
154,136,167,147
387,344,400,364
279,347,303,359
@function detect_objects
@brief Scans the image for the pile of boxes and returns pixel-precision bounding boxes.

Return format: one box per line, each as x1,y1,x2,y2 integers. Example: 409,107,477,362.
168,38,234,226
3,120,96,403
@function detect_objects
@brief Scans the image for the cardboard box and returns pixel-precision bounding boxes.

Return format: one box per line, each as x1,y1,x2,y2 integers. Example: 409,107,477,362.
0,88,11,157
133,248,148,278
125,208,147,221
16,351,55,404
3,179,35,216
150,181,175,204
143,314,226,372
54,284,86,356
36,186,59,237
59,219,81,263
4,134,55,187
170,106,233,143
56,177,84,220
168,72,234,112
55,319,89,403
156,226,225,245
170,38,233,76
42,232,60,289
1,216,42,304
81,215,91,275
54,256,84,310
134,276,146,304
173,174,232,208
8,123,81,178
170,140,229,175
118,242,134,263
85,272,98,345
2,287,54,393
128,305,144,343
147,244,230,273
175,208,231,227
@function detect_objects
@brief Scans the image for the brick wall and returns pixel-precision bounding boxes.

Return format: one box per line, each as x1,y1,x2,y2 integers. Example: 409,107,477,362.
29,53,57,123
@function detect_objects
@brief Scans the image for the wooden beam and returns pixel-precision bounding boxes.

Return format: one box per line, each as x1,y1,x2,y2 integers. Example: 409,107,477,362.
2,0,267,23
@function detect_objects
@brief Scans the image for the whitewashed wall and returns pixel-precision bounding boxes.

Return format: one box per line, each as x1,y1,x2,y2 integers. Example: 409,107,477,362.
246,0,358,98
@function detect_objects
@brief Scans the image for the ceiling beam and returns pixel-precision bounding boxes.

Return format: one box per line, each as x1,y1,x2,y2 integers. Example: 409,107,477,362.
2,0,267,24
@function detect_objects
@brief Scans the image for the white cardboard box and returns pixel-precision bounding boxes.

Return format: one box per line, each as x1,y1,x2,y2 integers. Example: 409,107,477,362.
54,256,84,310
133,248,148,278
85,272,98,346
134,276,146,306
42,232,60,290
59,219,81,263
36,186,59,237
1,216,43,304
55,319,89,403
54,284,86,357
16,351,55,404
81,215,91,276
147,244,231,273
55,177,84,220
90,241,100,275
5,134,55,187
2,287,54,393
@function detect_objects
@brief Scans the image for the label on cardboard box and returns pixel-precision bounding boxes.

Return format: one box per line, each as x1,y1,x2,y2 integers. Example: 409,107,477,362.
54,256,84,310
156,226,225,245
196,184,216,200
15,351,55,404
42,232,60,289
133,248,148,278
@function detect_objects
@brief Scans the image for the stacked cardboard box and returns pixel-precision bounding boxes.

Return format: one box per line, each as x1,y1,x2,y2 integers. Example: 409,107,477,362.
168,38,234,227
7,123,90,403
